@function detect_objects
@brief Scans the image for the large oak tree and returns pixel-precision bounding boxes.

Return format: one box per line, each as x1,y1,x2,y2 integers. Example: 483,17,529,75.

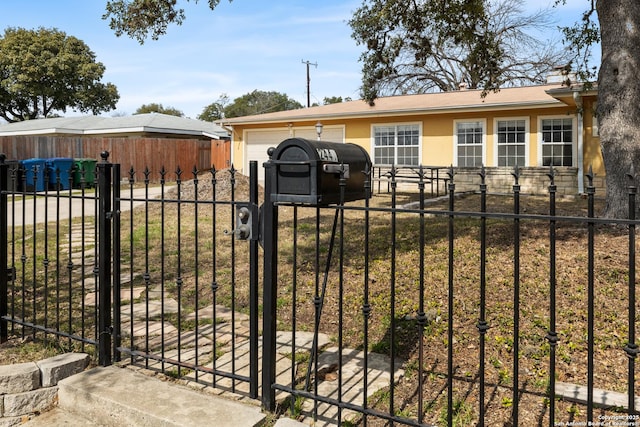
0,27,119,122
135,102,184,116
104,0,227,43
222,90,302,119
555,0,639,217
198,93,229,122
593,1,640,217
349,0,570,101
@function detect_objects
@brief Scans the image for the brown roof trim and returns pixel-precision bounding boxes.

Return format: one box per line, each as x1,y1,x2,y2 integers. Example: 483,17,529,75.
223,84,574,126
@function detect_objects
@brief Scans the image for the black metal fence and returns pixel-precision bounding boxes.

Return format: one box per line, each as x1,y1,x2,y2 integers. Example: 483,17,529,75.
2,151,640,426
0,153,261,399
0,153,100,351
110,159,261,398
261,164,640,426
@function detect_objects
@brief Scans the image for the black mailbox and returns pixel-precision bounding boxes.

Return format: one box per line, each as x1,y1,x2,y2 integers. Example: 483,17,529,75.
268,138,371,206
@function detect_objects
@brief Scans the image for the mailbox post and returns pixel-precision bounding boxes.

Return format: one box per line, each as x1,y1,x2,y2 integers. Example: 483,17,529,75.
261,138,371,411
262,149,279,411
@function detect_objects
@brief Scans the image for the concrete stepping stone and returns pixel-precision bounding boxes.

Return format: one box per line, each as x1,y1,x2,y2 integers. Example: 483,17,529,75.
186,304,250,323
192,331,330,397
158,328,214,350
146,283,180,300
72,273,137,295
200,322,250,347
117,286,147,302
84,286,146,306
69,235,93,243
147,285,163,300
145,320,246,352
144,345,216,373
188,338,269,395
70,251,95,262
120,320,178,338
300,347,405,426
555,381,640,410
274,331,331,354
120,298,179,319
118,272,142,285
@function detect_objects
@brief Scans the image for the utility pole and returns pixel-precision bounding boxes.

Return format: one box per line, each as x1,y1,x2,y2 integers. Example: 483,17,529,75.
302,59,317,108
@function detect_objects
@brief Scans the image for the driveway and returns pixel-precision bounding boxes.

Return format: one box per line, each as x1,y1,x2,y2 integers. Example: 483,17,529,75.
6,186,173,226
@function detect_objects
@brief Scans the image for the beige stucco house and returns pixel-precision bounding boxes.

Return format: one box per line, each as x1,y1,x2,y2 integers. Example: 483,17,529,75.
222,81,600,195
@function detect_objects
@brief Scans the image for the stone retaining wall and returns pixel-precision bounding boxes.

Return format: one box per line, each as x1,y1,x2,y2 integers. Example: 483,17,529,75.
0,353,89,427
452,167,587,195
378,167,606,197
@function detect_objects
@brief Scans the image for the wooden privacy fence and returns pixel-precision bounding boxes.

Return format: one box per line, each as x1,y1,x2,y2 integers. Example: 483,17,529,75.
0,136,214,182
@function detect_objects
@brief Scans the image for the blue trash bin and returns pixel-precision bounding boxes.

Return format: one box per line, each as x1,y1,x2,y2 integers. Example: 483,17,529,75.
21,158,47,192
46,158,75,190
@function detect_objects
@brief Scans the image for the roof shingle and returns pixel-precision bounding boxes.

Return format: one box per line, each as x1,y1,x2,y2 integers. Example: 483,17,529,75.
222,84,568,125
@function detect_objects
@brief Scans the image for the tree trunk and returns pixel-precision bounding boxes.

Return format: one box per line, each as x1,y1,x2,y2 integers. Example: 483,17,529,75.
597,0,640,218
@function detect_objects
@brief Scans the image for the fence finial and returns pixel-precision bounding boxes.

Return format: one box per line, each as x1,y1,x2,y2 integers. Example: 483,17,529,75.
586,165,594,187
547,165,556,184
447,164,455,181
627,164,636,186
511,164,521,184
100,151,109,162
0,153,5,164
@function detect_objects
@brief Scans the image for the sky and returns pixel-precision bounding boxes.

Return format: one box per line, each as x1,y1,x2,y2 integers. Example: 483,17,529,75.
2,0,593,120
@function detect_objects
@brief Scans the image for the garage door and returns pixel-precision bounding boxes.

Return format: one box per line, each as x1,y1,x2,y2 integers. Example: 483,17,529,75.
245,127,344,180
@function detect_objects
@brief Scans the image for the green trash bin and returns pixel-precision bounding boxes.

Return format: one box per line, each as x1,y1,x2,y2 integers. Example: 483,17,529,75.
73,158,97,188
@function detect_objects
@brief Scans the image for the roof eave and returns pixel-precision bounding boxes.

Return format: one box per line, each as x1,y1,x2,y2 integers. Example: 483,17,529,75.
223,100,567,126
0,128,85,136
83,126,221,139
546,85,598,96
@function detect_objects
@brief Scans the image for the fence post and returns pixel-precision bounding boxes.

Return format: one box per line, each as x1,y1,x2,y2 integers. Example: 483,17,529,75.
261,150,278,411
0,154,8,343
97,151,113,366
112,163,121,362
625,170,638,414
249,161,259,399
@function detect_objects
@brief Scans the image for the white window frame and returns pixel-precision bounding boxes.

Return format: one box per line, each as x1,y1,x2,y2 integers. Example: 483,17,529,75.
370,122,422,166
453,119,486,167
538,115,577,167
494,117,530,167
592,102,599,137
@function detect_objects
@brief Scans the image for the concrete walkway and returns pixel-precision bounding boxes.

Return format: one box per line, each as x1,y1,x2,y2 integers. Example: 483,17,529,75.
7,185,172,225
